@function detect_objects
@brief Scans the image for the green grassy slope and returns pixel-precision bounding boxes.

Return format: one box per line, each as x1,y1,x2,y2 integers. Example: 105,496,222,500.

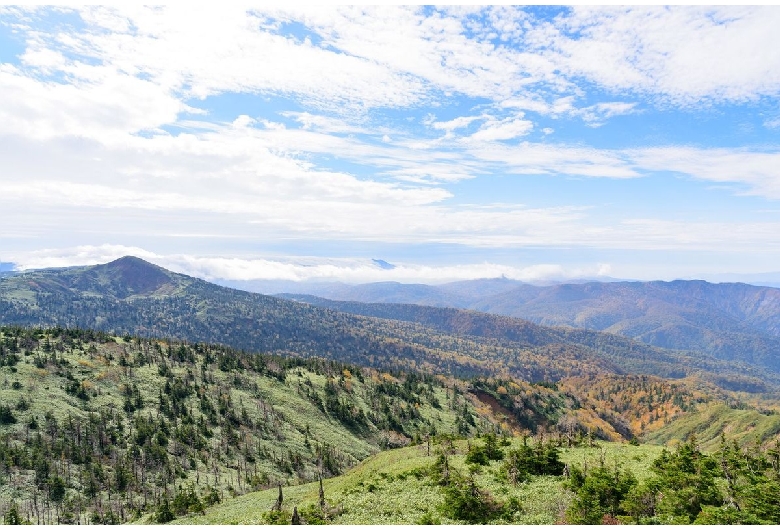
645,403,780,451
3,326,640,524
0,327,505,524
168,439,664,525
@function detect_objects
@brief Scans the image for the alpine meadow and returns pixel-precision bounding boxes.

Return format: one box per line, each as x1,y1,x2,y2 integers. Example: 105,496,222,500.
3,5,780,526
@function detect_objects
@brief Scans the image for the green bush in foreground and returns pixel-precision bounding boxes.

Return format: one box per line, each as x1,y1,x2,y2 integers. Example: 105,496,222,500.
440,470,505,523
566,463,636,524
565,436,780,524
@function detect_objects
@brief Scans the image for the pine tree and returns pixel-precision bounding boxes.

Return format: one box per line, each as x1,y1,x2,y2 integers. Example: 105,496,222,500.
153,498,175,524
4,502,22,525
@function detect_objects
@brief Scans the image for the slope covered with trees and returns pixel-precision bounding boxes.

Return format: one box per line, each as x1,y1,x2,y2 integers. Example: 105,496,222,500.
1,257,774,394
0,326,509,524
1,320,779,525
277,294,779,392
1,325,674,524
275,278,780,373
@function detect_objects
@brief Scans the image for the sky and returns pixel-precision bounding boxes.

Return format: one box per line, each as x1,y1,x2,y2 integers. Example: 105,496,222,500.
3,5,780,285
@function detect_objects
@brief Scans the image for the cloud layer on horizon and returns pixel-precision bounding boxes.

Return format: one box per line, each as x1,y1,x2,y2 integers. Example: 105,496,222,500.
5,244,614,285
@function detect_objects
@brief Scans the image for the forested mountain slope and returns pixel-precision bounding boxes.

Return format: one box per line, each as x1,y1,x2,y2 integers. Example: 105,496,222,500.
276,294,778,393
472,280,780,369
276,278,780,373
0,326,513,524
0,257,775,393
0,326,699,524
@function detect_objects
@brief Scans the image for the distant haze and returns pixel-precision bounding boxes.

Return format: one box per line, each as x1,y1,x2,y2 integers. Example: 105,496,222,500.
5,247,780,289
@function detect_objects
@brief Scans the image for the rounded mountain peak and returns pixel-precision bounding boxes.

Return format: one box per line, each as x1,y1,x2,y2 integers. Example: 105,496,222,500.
95,256,173,296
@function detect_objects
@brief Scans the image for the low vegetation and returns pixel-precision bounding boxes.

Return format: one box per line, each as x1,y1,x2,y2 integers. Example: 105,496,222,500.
166,432,780,525
3,324,780,525
0,326,496,524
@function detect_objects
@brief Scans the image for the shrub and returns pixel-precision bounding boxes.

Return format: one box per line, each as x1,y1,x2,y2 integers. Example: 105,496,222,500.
440,471,505,523
3,502,22,525
694,505,765,525
153,498,175,524
501,439,565,484
565,465,636,524
0,404,17,424
170,484,205,516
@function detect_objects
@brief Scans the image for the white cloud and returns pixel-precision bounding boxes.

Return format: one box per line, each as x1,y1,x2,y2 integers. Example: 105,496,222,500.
542,6,780,105
500,96,577,118
764,116,780,129
467,116,534,142
499,96,635,126
431,115,481,133
2,5,780,276
0,64,186,142
500,97,552,115
6,6,780,127
272,6,563,105
574,102,638,126
281,112,370,134
70,6,427,111
468,142,638,178
5,244,615,284
614,218,780,250
630,146,780,199
8,245,158,271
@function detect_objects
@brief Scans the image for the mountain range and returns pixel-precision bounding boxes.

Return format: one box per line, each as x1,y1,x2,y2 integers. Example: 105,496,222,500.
0,256,776,394
265,277,780,373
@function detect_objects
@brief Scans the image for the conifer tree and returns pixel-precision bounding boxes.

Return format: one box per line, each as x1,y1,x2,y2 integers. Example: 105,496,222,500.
3,502,22,525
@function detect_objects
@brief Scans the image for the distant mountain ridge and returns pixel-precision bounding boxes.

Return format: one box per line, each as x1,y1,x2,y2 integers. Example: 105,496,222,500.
274,278,780,372
0,256,776,392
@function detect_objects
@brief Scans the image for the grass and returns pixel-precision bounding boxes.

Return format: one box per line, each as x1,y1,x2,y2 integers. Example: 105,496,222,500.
169,438,664,525
0,330,509,524
646,403,780,450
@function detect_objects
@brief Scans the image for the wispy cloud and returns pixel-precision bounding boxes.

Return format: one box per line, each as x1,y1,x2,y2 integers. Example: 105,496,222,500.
574,102,638,126
630,146,780,199
538,6,780,106
467,116,534,142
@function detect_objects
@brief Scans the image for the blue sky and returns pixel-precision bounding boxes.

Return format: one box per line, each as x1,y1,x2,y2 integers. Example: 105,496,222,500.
3,6,780,285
